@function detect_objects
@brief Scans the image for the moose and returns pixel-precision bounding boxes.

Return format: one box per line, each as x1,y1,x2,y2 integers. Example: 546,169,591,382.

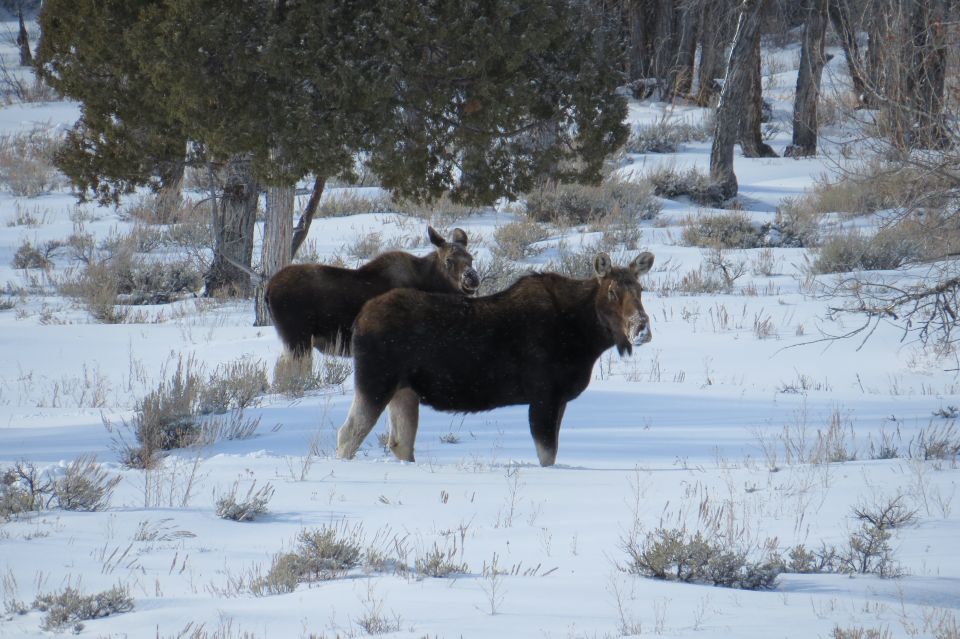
266,226,479,359
336,251,655,466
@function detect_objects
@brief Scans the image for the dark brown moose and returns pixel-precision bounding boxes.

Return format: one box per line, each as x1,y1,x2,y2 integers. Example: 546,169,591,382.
266,226,479,359
336,252,655,466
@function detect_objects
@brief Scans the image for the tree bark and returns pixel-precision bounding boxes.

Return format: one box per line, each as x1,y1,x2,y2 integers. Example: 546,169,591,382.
291,175,325,259
625,0,658,97
709,0,768,200
786,0,829,157
908,0,949,149
665,0,700,99
17,10,32,66
205,155,259,298
827,0,867,106
737,26,778,158
254,183,295,326
695,0,734,105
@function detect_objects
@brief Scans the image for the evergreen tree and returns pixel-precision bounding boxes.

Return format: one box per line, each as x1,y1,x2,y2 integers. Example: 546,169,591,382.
36,0,627,299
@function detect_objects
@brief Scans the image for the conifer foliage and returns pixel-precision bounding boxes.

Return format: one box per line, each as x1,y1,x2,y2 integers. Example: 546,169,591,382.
35,0,627,206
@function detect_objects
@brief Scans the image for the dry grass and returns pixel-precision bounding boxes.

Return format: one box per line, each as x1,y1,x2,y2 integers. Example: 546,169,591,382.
491,219,551,261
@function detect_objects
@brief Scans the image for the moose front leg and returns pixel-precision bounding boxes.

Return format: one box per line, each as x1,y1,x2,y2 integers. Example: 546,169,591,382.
528,399,567,467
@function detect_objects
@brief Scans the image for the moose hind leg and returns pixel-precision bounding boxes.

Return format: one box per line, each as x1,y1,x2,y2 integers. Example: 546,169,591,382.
337,391,388,460
528,400,567,467
387,387,420,462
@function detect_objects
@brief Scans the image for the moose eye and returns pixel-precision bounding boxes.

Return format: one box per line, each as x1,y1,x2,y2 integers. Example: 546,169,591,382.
608,285,619,302
445,258,454,269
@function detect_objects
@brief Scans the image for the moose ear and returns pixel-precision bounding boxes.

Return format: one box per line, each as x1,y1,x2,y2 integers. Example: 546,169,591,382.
427,226,444,247
629,252,655,279
450,228,468,247
594,253,612,277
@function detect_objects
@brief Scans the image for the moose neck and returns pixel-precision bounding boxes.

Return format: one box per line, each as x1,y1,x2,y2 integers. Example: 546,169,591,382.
547,276,620,359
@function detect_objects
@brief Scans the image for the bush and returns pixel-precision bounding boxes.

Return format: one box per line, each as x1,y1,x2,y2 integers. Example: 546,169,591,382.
197,359,269,414
1,461,54,519
625,118,709,154
414,542,469,579
215,481,274,522
811,226,919,274
11,239,55,269
252,522,365,595
474,253,529,296
621,527,782,590
681,211,766,249
909,422,960,461
319,191,395,218
52,455,121,512
645,165,723,206
0,127,67,197
113,357,264,468
271,352,351,398
491,219,551,261
524,179,661,225
772,197,824,247
33,585,133,632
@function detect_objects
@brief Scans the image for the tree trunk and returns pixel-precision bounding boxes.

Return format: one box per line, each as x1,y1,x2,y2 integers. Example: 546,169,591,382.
695,0,734,105
291,175,326,259
665,0,700,99
709,0,768,200
625,0,658,97
737,26,778,158
205,155,259,298
786,0,829,157
651,0,678,97
254,183,295,326
908,0,949,149
17,10,32,66
827,0,867,106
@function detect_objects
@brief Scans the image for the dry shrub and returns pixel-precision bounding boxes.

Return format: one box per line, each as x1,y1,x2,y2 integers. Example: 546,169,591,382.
120,191,193,225
681,211,765,249
830,626,894,639
252,522,365,595
645,165,723,206
52,455,121,512
492,219,551,261
319,191,394,218
811,225,919,274
1,461,54,519
414,542,469,578
621,527,782,590
112,356,264,468
198,359,269,414
524,179,661,225
772,198,823,247
271,352,351,398
801,162,951,218
0,127,67,197
215,481,274,522
474,252,529,295
625,118,709,154
34,585,133,632
11,239,57,269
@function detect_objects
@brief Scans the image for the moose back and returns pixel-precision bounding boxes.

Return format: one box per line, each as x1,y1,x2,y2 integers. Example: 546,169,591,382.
266,226,478,358
336,252,655,466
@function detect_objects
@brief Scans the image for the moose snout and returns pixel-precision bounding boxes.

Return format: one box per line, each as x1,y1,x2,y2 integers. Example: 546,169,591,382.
460,267,480,294
631,312,652,346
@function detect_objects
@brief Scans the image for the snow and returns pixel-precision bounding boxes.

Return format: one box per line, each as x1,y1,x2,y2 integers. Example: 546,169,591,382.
1,23,958,639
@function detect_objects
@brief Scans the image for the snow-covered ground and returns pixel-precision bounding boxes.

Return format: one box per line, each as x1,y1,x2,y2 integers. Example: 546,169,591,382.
1,21,958,639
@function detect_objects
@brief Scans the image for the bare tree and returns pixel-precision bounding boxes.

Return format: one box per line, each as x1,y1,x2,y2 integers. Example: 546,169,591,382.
695,0,737,105
737,25,778,158
205,155,259,298
785,0,829,157
827,0,867,106
709,0,769,200
17,9,32,66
